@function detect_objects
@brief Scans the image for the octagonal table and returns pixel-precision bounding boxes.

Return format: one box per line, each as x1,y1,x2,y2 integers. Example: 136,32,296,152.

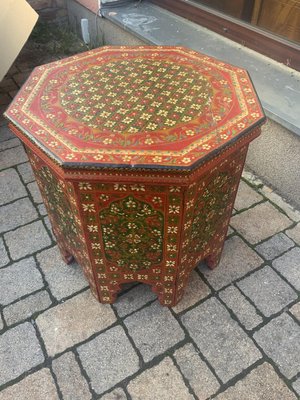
5,46,265,306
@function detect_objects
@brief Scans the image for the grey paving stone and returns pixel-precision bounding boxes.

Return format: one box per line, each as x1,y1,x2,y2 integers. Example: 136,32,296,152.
199,236,263,290
254,313,300,379
0,137,20,151
43,216,55,240
181,297,261,383
0,125,14,142
27,181,43,204
17,161,35,183
255,233,295,260
219,285,263,330
52,352,91,400
238,266,297,317
0,237,9,267
0,168,27,205
261,189,300,223
0,368,59,400
127,357,194,400
38,203,47,216
174,343,220,399
124,301,185,362
114,284,156,317
0,258,44,306
0,145,28,170
0,322,44,385
234,180,263,211
290,302,300,321
36,290,116,356
172,270,211,314
78,326,139,395
227,226,234,236
292,378,300,396
100,388,127,400
272,247,300,290
0,197,38,234
215,363,297,400
230,202,292,244
286,223,300,245
3,290,52,325
37,246,88,300
4,220,51,260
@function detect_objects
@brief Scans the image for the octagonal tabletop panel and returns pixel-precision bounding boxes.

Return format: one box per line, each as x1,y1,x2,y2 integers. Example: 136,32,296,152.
5,46,265,170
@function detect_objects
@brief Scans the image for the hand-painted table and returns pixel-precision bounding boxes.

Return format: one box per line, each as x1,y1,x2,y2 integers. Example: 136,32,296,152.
5,46,265,306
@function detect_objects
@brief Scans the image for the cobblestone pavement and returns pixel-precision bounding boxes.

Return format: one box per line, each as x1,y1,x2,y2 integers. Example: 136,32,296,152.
1,62,300,400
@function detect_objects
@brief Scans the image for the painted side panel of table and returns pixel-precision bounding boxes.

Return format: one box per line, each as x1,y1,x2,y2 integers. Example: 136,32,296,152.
25,136,250,306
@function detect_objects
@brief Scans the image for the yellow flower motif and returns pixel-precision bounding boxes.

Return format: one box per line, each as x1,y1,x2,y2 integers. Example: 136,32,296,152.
88,225,98,232
186,130,195,136
169,205,180,214
153,156,162,162
146,123,158,130
122,155,132,162
152,196,162,204
158,110,168,117
112,100,122,106
237,122,246,129
123,117,133,124
131,184,145,191
78,106,90,113
66,153,75,159
100,111,111,118
145,138,154,145
141,113,151,121
182,157,191,164
213,115,221,122
74,98,85,103
93,155,103,160
128,127,139,133
202,144,211,150
145,93,154,99
165,119,176,126
167,98,178,105
79,182,92,190
191,103,202,110
104,121,116,128
151,101,161,107
114,184,127,191
82,115,93,122
103,138,112,145
82,203,95,212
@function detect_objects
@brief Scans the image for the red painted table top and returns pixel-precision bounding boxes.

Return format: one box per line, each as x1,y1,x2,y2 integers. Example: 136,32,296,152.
5,46,265,170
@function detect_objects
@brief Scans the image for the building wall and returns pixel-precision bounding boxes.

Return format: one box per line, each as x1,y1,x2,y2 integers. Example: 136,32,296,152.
27,0,68,23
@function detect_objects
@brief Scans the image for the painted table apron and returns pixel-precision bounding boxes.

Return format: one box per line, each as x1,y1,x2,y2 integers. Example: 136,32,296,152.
5,46,266,306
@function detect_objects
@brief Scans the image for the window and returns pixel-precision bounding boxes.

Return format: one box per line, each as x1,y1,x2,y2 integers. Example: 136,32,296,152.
150,0,300,71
